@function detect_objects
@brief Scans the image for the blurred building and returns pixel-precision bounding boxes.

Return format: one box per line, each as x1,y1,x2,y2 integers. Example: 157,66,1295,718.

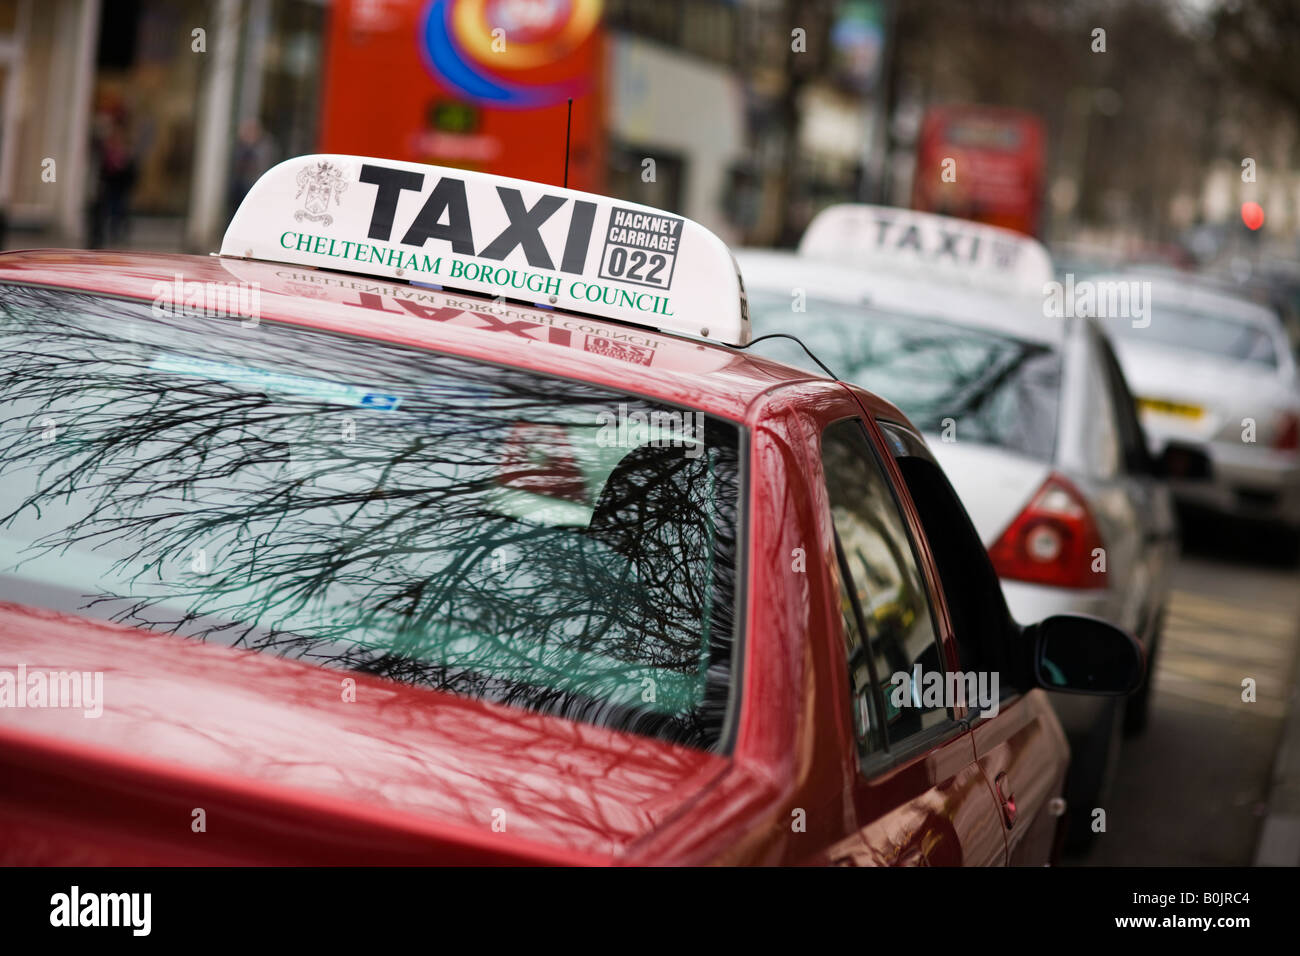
602,0,749,241
0,0,324,249
604,0,890,246
318,0,887,246
0,0,898,251
2,0,1298,261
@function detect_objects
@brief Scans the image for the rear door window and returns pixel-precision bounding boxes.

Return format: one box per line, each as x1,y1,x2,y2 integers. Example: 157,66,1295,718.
819,418,948,763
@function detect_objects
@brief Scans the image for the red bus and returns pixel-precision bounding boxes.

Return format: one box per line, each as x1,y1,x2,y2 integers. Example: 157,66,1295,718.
911,105,1045,238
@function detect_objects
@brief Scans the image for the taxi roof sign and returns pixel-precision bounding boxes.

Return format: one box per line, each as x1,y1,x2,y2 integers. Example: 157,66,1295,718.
221,154,750,346
798,204,1053,299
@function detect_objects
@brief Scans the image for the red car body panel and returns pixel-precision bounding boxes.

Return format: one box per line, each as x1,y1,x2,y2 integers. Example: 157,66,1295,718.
0,250,1069,865
0,602,727,864
973,691,1068,865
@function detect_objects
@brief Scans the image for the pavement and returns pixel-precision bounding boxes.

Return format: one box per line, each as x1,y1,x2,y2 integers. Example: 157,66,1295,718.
1076,523,1300,866
1255,641,1300,865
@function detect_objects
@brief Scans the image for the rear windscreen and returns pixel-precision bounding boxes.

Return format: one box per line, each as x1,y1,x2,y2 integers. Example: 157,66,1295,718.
1101,302,1279,368
749,290,1062,462
0,285,742,749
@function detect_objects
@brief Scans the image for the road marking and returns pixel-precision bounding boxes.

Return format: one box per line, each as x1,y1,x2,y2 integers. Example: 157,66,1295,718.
1081,555,1300,865
1154,585,1300,719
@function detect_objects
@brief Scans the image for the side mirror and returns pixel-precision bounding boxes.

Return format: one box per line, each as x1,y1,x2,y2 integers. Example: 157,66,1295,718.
1030,614,1144,695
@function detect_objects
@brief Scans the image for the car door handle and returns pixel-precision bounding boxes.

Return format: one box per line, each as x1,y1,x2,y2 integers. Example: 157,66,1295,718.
994,772,1017,829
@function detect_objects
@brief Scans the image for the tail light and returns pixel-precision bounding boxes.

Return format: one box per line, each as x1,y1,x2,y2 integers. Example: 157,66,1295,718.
988,473,1108,589
1275,412,1300,451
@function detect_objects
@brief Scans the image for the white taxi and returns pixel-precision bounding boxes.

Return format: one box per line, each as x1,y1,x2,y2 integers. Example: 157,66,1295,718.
737,206,1177,846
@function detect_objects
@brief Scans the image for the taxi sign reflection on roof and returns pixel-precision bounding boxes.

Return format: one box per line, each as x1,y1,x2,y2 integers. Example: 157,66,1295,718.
798,203,1054,299
221,154,751,346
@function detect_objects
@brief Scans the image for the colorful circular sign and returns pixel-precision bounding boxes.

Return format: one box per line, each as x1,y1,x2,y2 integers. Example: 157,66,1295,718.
421,0,601,109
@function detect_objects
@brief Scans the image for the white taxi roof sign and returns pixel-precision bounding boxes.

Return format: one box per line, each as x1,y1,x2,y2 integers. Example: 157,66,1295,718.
798,204,1053,299
221,154,750,346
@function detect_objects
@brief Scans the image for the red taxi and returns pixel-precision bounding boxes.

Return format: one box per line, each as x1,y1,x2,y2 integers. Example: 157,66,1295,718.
0,156,1141,865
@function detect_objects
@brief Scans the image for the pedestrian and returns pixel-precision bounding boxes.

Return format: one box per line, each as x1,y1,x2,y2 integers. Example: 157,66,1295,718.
228,118,279,221
87,107,138,249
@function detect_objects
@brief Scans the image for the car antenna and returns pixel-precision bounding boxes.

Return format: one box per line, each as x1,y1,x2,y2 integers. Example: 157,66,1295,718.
735,332,841,381
563,98,573,188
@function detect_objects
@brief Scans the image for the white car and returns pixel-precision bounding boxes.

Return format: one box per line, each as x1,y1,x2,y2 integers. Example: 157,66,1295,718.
737,207,1178,844
1086,273,1300,547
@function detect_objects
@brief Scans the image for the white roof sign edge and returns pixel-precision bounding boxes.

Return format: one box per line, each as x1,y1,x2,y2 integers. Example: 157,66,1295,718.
798,203,1054,299
220,154,750,346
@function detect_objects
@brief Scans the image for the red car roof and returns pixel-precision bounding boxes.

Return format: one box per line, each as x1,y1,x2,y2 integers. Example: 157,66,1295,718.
0,250,839,424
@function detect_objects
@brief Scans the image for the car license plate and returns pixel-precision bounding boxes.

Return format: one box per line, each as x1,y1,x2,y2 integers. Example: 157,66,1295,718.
1137,397,1204,419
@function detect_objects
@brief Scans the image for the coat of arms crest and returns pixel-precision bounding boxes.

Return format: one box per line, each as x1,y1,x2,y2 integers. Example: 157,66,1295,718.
294,161,347,226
